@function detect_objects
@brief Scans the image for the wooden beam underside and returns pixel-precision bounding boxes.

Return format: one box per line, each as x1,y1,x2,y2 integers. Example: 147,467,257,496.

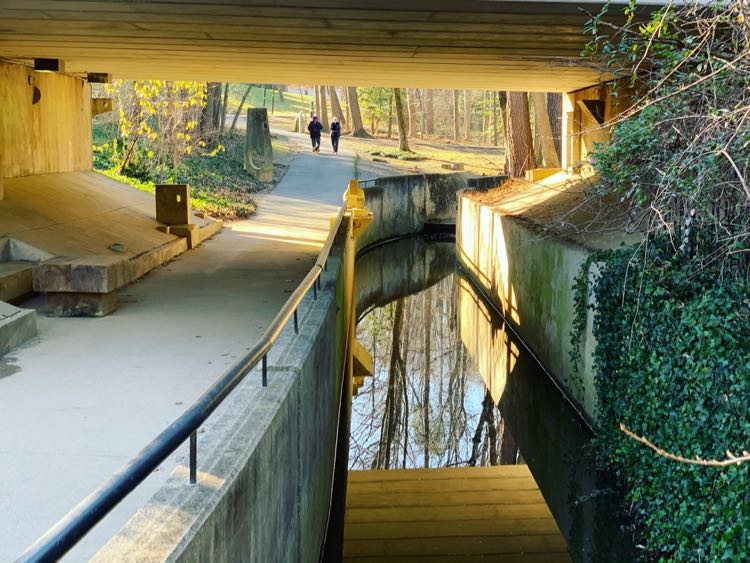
0,0,641,91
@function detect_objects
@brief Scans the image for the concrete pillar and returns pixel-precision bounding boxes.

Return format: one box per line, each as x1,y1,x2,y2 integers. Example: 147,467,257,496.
244,108,273,183
560,92,577,171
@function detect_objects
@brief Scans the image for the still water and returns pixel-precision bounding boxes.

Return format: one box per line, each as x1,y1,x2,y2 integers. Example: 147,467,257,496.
351,237,637,562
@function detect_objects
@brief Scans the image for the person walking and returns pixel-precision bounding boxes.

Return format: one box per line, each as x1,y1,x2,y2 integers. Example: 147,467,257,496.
330,116,341,154
307,115,322,153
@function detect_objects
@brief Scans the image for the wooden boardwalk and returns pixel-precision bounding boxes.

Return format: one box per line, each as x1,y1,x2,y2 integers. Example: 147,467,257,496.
344,465,570,562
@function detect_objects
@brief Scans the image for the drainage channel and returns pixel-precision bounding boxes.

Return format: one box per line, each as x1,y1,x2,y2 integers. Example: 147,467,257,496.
344,236,637,562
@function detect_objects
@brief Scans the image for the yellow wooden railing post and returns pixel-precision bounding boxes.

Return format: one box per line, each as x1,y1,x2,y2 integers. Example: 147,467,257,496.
342,179,373,396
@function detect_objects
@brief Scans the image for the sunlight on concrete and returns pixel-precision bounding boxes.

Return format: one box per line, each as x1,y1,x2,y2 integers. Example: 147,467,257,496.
458,276,519,404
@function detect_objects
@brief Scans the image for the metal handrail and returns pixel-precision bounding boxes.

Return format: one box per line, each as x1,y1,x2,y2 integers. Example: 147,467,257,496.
19,204,348,562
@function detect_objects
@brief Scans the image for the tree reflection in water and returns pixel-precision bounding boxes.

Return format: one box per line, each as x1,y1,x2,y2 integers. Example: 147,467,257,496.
350,274,520,470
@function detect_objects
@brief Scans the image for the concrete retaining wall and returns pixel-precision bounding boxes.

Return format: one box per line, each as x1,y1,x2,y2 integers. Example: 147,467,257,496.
357,173,466,251
457,193,598,421
94,253,346,562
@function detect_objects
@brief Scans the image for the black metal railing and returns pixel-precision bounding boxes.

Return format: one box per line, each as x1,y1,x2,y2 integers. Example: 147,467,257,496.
18,205,347,562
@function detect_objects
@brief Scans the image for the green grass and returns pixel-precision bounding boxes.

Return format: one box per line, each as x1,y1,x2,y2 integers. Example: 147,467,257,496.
91,122,289,220
226,84,314,118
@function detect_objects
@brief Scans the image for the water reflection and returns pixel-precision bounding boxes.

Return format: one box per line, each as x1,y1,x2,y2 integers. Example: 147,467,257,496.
352,238,637,562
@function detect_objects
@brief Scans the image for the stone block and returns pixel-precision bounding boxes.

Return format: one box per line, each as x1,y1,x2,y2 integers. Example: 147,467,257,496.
155,184,191,226
169,223,200,249
33,255,128,294
441,162,464,170
46,291,118,317
244,108,274,183
0,301,36,357
0,262,33,302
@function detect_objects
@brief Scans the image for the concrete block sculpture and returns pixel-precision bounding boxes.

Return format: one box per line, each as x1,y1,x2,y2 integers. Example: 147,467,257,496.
244,108,273,183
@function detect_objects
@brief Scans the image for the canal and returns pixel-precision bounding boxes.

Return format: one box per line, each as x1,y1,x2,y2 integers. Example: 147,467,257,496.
345,236,637,562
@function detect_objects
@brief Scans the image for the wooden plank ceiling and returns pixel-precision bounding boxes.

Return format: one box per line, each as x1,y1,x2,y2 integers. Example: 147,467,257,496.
0,0,642,91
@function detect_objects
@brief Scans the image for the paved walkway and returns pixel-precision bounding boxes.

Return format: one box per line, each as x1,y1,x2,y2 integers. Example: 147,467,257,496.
0,131,356,561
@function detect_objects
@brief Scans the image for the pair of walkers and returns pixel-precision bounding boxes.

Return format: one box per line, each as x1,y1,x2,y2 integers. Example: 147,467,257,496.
307,115,341,154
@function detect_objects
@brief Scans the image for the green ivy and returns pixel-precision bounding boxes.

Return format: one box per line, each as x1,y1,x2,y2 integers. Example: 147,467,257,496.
572,239,750,560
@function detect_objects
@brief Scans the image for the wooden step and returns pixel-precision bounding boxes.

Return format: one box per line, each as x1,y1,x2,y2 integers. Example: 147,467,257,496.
344,465,569,562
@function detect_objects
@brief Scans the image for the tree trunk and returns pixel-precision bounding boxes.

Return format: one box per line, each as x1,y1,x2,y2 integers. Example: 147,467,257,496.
482,91,487,144
319,85,329,132
377,298,405,469
492,91,498,146
530,92,561,168
228,84,252,137
344,87,352,131
547,92,563,162
393,88,411,152
347,86,369,137
422,287,432,468
329,86,345,126
277,84,286,102
314,85,321,119
499,92,508,148
505,91,535,177
387,89,394,139
426,89,435,135
452,90,460,142
201,82,222,146
407,89,418,138
219,83,229,135
463,89,472,141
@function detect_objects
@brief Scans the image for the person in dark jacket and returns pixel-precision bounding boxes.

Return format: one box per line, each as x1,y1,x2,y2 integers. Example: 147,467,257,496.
330,116,341,154
307,115,322,152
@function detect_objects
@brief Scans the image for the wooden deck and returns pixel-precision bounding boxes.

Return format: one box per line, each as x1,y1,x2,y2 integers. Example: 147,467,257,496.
344,465,569,562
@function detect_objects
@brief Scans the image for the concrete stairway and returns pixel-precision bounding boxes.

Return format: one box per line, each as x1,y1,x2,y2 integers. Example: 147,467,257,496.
344,465,569,562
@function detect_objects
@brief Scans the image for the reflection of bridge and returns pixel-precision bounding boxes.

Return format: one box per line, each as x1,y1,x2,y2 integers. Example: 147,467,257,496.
0,1,653,91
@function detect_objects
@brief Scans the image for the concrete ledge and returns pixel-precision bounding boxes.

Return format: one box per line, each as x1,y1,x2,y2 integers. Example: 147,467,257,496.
0,262,33,302
34,238,189,317
0,301,36,356
198,218,224,243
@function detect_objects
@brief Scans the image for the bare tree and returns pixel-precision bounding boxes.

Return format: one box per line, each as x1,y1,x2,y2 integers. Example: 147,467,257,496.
426,89,435,135
452,90,460,142
228,84,252,137
422,286,432,467
319,84,329,132
463,90,472,141
393,88,411,152
347,86,369,137
329,86,345,125
492,91,498,146
219,83,229,135
407,89,418,138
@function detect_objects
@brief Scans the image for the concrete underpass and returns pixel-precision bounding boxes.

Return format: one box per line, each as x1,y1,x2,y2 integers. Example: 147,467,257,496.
0,2,656,561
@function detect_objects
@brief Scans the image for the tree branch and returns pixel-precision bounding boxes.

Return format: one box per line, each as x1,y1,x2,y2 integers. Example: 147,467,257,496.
620,424,750,467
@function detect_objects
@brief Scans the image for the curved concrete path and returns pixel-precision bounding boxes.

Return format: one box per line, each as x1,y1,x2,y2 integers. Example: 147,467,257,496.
0,131,364,561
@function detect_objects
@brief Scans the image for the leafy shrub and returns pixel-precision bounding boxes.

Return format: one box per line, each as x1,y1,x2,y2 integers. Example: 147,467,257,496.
573,240,750,560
